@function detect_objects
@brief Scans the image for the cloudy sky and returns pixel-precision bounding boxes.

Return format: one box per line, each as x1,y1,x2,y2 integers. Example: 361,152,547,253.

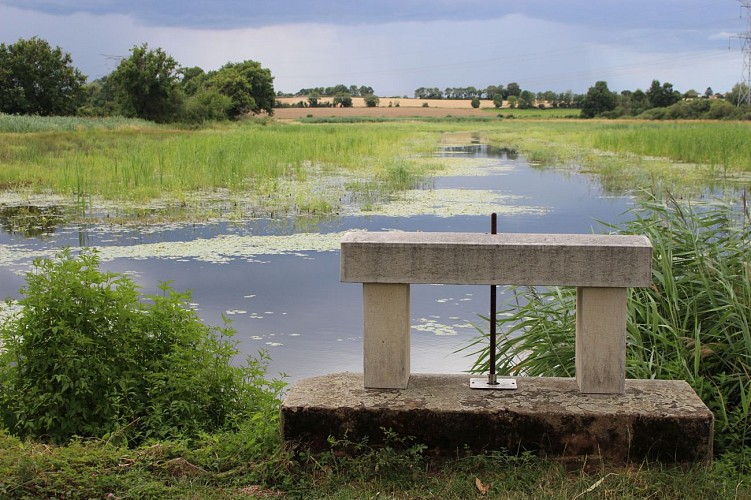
0,0,746,96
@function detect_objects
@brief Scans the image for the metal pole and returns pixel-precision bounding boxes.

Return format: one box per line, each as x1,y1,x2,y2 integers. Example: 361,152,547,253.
488,213,498,385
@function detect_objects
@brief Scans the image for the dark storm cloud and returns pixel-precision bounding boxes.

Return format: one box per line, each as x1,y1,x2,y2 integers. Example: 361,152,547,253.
0,0,719,30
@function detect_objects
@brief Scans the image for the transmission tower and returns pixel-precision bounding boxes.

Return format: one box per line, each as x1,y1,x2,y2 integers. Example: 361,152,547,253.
733,0,751,106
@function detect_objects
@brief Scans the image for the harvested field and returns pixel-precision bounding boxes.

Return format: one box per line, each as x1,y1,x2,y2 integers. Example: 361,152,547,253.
274,96,499,119
273,105,491,119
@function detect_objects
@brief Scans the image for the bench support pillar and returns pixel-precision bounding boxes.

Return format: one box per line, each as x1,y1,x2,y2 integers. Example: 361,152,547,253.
576,287,627,394
363,283,410,389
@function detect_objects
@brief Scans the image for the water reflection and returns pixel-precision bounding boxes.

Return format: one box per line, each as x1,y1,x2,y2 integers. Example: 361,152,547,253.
0,205,63,237
0,145,635,382
439,144,519,160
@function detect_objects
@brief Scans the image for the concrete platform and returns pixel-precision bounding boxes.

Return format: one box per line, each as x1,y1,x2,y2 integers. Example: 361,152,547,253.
281,373,714,464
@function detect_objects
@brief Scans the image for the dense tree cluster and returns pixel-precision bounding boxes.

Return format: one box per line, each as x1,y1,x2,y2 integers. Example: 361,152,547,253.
580,79,751,119
412,82,579,110
0,37,86,116
0,37,275,123
285,84,375,97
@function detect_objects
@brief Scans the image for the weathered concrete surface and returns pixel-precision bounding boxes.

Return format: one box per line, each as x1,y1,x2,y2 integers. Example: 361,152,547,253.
282,373,713,464
340,232,652,287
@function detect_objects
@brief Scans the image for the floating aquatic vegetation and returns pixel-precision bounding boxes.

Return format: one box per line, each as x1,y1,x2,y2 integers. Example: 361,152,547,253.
424,157,516,177
357,189,546,218
92,231,351,264
224,309,247,315
412,318,459,336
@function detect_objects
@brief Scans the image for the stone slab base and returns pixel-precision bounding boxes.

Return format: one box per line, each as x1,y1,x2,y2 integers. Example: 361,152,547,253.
281,373,713,464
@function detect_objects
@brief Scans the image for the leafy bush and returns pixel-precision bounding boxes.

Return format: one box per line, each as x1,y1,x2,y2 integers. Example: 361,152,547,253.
465,195,751,453
363,95,380,107
0,250,284,445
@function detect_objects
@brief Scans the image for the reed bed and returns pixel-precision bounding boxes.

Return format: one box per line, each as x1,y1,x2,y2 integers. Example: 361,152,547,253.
465,194,751,453
0,120,437,206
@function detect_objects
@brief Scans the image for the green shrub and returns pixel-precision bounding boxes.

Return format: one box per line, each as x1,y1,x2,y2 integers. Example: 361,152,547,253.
464,195,751,453
0,250,284,445
364,95,380,107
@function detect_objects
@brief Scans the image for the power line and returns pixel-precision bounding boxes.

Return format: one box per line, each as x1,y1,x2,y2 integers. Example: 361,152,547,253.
732,0,751,105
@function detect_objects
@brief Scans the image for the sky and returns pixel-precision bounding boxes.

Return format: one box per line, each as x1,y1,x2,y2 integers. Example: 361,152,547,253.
0,0,747,96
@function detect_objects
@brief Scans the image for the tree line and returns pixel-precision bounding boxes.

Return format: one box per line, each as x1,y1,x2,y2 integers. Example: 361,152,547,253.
278,84,376,98
413,83,580,109
0,37,275,123
3,36,747,122
580,80,751,120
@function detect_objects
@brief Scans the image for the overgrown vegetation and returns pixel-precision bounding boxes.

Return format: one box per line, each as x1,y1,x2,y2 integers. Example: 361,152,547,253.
466,194,751,453
2,115,751,496
2,424,750,498
0,250,284,446
0,117,436,218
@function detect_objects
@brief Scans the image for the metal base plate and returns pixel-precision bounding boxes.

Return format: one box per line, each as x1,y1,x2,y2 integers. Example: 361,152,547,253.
469,377,517,390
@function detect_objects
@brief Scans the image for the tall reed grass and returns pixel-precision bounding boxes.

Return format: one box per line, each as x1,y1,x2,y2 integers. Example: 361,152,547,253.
465,194,751,453
0,120,436,206
586,122,751,172
0,114,152,133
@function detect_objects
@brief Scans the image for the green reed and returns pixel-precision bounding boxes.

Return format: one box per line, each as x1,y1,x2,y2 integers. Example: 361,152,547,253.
464,194,751,453
0,120,435,204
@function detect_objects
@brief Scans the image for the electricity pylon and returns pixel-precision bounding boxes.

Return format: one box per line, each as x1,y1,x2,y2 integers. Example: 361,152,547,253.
733,1,751,106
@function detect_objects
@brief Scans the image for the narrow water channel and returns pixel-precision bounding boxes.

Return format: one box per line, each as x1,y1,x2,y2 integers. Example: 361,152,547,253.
0,145,634,381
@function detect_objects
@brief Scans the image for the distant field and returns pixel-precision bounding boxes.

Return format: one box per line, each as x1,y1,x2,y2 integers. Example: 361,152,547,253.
276,96,498,109
273,105,490,119
274,97,580,119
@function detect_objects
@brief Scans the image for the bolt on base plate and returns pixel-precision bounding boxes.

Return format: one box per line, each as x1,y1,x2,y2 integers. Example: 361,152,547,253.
470,377,517,390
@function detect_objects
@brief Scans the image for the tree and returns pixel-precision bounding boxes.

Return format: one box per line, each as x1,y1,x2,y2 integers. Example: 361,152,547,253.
492,94,504,108
646,80,681,108
506,82,522,97
580,81,616,118
333,92,353,107
486,85,505,100
0,37,86,116
725,82,751,107
179,66,207,96
80,76,117,116
471,97,480,108
364,94,380,107
110,44,183,123
207,60,275,117
518,90,535,109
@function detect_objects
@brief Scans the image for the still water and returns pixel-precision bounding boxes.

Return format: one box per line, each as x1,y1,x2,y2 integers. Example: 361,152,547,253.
0,145,634,381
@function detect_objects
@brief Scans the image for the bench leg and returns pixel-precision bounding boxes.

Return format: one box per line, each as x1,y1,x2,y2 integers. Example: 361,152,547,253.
576,287,627,394
363,283,410,389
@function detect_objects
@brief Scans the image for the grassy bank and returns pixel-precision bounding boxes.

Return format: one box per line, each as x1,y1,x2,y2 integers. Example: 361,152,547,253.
0,117,444,219
1,116,750,223
2,426,749,499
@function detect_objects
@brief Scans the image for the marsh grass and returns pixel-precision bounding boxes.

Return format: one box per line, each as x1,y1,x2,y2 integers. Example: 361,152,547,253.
2,117,750,223
0,119,440,219
0,114,153,133
465,194,751,453
478,120,751,195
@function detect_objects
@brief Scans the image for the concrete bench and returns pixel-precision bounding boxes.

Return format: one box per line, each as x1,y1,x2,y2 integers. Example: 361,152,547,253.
340,231,653,394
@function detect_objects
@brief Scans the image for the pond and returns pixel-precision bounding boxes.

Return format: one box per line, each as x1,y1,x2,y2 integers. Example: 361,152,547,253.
0,143,634,382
